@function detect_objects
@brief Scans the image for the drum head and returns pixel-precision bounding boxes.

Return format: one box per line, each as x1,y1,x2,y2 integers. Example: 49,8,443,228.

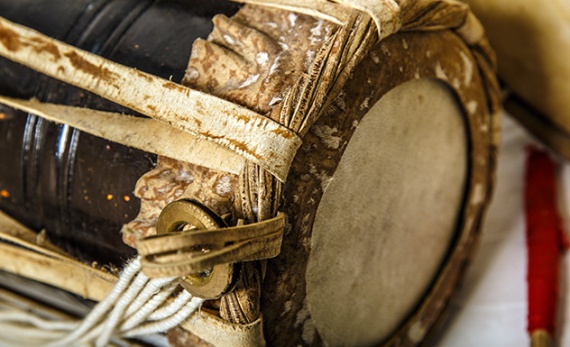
306,78,467,346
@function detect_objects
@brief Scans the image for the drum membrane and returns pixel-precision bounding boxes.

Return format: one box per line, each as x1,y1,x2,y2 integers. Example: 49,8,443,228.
307,78,468,346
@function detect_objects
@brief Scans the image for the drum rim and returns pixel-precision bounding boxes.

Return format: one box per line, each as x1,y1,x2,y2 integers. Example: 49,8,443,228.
259,25,498,346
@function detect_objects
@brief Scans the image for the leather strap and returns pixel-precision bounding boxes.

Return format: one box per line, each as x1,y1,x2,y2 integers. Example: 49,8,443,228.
0,211,117,301
0,16,301,182
137,213,285,278
0,96,245,176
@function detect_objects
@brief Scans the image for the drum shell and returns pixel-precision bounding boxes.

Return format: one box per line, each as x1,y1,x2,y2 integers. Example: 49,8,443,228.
0,0,240,264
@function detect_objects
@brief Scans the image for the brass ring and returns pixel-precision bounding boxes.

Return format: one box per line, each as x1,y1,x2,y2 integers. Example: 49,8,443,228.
157,200,237,299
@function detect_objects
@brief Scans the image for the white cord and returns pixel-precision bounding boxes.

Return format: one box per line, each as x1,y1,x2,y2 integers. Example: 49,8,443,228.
0,311,77,330
0,257,204,346
45,258,142,347
120,282,178,331
95,271,153,346
124,277,177,318
124,297,203,337
148,289,192,321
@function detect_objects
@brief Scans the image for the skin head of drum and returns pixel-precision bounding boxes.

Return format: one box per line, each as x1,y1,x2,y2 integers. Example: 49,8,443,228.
306,78,468,346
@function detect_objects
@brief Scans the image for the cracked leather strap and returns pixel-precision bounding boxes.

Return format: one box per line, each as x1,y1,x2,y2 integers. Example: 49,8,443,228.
0,96,246,176
0,16,301,182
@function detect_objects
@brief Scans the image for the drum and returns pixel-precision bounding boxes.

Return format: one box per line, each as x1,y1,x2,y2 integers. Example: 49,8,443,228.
460,0,570,158
0,0,500,346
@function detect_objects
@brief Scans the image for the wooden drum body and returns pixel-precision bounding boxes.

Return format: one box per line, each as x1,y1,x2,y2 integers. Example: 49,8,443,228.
0,1,501,346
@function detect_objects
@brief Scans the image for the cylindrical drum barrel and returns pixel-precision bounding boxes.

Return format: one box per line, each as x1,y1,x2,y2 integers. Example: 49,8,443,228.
0,0,501,346
0,0,241,265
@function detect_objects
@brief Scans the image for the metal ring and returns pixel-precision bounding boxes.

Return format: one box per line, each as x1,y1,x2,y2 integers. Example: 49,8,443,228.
157,200,237,299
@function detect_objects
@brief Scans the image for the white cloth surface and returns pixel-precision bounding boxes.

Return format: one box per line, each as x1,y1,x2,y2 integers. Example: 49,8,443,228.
437,113,570,346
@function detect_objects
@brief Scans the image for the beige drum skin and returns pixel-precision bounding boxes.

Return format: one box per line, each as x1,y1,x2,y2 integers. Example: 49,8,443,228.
306,78,467,346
